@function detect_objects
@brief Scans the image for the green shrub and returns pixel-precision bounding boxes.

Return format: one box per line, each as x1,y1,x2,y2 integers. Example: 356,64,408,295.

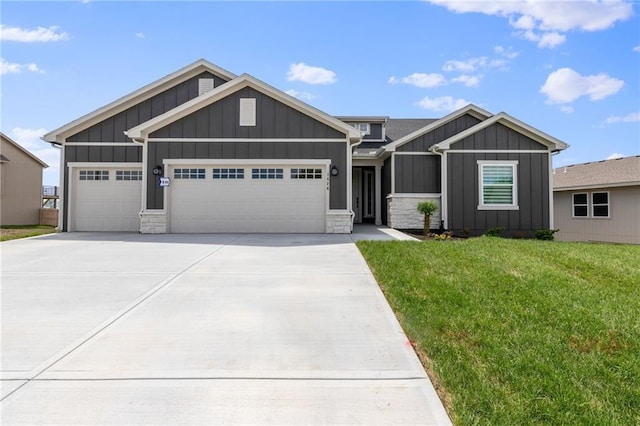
416,201,438,237
485,227,505,237
535,229,559,240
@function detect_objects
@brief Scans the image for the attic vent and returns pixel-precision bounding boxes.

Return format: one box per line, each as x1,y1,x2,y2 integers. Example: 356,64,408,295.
198,78,215,96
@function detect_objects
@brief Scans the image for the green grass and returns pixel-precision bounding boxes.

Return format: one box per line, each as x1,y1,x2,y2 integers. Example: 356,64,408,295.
357,237,640,425
0,225,56,241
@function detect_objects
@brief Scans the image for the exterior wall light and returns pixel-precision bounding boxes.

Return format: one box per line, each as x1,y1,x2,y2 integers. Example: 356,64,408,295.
152,165,163,176
331,165,339,177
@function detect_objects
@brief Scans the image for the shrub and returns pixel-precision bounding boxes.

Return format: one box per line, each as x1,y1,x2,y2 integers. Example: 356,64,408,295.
417,201,438,237
485,227,505,237
535,229,559,241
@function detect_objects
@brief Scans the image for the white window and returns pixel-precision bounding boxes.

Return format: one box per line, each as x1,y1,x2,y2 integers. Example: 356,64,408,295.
351,123,370,135
478,161,518,210
239,98,257,126
213,168,244,179
115,170,142,181
174,168,205,179
198,78,215,96
572,193,589,217
252,168,283,180
592,192,609,218
79,170,109,181
291,168,322,180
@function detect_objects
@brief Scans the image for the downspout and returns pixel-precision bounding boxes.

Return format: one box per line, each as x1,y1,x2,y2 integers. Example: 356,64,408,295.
124,131,147,227
348,135,364,230
430,144,447,229
549,150,560,230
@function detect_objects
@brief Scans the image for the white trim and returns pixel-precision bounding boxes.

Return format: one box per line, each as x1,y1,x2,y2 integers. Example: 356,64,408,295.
59,144,66,230
477,160,519,210
571,192,589,218
548,152,554,229
441,151,448,228
67,162,143,168
394,151,439,156
147,138,348,143
435,112,568,152
43,59,237,143
386,193,441,198
374,165,382,226
141,139,149,212
446,149,551,154
239,98,257,127
64,142,139,146
554,181,640,191
346,140,354,229
161,159,331,166
390,152,396,195
385,104,492,152
126,74,361,143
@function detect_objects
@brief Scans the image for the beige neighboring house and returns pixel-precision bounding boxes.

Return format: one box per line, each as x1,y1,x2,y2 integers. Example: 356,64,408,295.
0,132,49,225
553,155,640,244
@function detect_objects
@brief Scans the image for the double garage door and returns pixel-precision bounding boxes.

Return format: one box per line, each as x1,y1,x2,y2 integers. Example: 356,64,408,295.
169,164,327,233
71,163,327,233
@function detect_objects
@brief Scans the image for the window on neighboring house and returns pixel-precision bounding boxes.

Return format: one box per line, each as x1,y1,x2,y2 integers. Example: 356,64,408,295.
213,168,244,179
79,170,109,181
478,161,519,210
352,123,370,135
239,98,257,126
592,192,609,217
174,168,205,179
572,193,589,217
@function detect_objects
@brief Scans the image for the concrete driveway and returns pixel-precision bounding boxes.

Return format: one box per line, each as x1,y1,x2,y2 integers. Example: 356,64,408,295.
1,230,450,425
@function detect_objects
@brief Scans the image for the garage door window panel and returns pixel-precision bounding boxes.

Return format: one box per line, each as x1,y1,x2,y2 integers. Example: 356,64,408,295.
174,168,205,179
213,168,244,179
116,170,142,181
291,168,323,179
252,168,283,179
79,170,109,181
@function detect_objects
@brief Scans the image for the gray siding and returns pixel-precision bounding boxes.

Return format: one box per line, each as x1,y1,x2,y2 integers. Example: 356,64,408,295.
150,87,345,140
394,155,441,193
447,152,550,235
362,123,383,140
398,114,482,152
62,145,142,230
67,72,226,143
382,157,391,225
146,141,347,210
451,123,548,150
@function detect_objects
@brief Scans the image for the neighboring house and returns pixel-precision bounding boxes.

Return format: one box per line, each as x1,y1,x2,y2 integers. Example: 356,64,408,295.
553,156,640,244
43,59,568,234
0,132,49,226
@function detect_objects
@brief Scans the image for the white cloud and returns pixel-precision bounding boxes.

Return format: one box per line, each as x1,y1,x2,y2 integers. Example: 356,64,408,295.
9,128,60,185
540,68,624,104
560,105,574,114
285,89,315,101
605,112,640,124
442,57,486,73
389,72,446,88
606,153,625,160
634,45,640,53
451,74,481,87
494,45,519,59
287,62,336,85
0,58,44,75
135,32,145,38
416,96,470,113
425,0,632,48
0,25,69,42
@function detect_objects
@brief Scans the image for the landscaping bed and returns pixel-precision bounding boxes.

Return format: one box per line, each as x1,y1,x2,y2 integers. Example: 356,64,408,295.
357,237,640,425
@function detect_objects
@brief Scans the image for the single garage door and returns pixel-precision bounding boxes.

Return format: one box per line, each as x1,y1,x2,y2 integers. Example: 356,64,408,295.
71,167,142,231
169,164,326,233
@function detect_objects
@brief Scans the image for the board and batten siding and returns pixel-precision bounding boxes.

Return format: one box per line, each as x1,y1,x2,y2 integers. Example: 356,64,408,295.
394,155,441,193
150,87,345,140
67,72,227,143
147,141,347,210
362,123,383,140
397,114,482,152
61,145,142,230
450,122,548,151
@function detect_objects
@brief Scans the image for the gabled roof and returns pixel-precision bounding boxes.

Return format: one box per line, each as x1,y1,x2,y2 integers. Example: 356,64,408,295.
42,59,237,144
553,155,640,190
385,118,438,143
384,104,492,152
0,132,49,168
432,112,569,152
126,74,362,143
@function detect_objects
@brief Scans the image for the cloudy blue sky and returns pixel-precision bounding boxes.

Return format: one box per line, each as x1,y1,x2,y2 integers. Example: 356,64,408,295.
2,0,638,186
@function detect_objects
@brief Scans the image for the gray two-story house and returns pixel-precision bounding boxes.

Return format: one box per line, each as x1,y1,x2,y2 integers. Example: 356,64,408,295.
43,59,567,235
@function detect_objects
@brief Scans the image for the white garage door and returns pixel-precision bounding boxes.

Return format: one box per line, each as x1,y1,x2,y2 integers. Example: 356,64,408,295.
169,164,326,233
71,167,142,231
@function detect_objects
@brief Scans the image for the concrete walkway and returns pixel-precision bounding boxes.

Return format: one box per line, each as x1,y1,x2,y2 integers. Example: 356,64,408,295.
1,231,449,425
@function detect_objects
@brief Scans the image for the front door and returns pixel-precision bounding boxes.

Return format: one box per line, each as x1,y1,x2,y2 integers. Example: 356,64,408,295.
352,169,362,223
363,169,375,220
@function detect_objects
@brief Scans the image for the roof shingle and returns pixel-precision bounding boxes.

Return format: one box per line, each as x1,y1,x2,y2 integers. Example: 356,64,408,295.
553,155,640,190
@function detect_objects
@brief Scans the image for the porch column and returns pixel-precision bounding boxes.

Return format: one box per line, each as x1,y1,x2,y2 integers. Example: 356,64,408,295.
375,165,382,225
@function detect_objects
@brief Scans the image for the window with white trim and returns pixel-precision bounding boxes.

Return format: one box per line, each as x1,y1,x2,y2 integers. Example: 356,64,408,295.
79,170,109,181
174,168,205,179
478,161,518,209
213,168,244,179
592,192,609,217
115,170,142,181
291,168,322,179
351,123,370,135
239,98,257,126
572,193,588,217
252,168,283,179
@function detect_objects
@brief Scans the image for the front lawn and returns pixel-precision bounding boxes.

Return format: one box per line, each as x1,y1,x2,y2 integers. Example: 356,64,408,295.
0,225,56,241
357,237,640,425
